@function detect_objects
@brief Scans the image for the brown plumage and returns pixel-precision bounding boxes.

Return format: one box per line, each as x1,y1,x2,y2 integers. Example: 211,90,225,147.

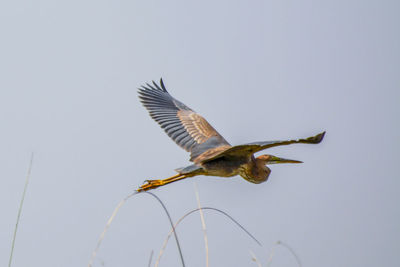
137,79,325,191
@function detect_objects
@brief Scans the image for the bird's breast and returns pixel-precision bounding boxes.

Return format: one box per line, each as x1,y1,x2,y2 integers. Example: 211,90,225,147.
238,164,270,184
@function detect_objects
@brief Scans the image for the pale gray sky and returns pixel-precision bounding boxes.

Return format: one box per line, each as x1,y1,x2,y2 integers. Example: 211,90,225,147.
1,0,399,266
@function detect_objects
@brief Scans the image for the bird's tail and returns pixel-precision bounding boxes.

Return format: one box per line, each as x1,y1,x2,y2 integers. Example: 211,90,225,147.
175,164,204,176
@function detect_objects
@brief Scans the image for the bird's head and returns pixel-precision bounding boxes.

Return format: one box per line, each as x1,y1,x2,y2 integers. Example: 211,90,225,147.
241,154,302,184
256,154,303,165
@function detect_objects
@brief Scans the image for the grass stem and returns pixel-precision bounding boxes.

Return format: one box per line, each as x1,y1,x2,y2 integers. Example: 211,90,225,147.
194,183,209,267
8,153,34,267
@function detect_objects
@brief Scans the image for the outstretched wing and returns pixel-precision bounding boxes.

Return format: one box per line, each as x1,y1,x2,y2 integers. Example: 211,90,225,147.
194,131,325,163
138,79,231,161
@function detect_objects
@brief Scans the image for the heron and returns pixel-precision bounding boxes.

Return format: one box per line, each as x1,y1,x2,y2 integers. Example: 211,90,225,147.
137,79,325,192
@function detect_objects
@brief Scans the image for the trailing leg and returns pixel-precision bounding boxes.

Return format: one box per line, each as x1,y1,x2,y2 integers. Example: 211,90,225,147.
137,173,190,192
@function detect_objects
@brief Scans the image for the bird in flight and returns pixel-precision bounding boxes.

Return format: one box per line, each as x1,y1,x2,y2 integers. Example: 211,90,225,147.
137,79,325,192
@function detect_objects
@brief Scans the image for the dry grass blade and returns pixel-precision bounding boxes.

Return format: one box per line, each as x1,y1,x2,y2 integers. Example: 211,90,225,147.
9,152,34,267
88,191,139,267
266,243,276,267
249,250,263,267
194,183,209,267
155,206,262,267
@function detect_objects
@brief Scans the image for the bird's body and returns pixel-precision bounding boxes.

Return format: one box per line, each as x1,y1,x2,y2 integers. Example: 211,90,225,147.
137,79,325,191
179,155,267,183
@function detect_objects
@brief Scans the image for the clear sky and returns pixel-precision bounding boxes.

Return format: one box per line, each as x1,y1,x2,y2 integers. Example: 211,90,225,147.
1,0,399,266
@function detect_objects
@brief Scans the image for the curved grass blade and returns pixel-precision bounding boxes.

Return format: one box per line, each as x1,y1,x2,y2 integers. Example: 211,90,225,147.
88,191,139,267
145,191,185,267
267,240,302,267
155,206,262,267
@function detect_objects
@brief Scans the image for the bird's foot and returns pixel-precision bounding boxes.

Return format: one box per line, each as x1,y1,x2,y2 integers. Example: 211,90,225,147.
137,179,164,192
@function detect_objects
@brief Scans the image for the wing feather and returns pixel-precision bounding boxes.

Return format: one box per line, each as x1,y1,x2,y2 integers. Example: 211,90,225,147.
193,132,325,163
138,79,230,161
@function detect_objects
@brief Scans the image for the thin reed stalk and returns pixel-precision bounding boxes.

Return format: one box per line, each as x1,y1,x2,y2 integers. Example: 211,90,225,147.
147,250,154,267
9,153,34,267
194,183,209,267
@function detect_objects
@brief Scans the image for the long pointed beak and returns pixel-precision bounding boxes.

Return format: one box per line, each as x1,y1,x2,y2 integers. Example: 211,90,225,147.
268,156,303,164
